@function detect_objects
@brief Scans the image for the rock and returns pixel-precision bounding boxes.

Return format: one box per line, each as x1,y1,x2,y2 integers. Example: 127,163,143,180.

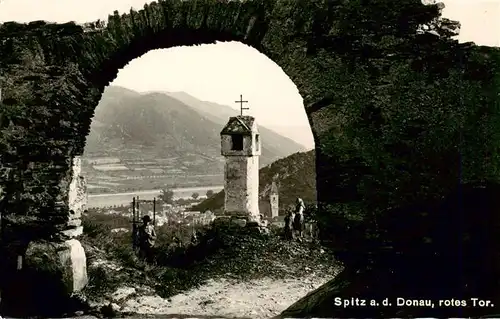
61,226,84,239
91,258,123,271
231,218,247,227
100,303,119,317
111,287,136,302
3,239,89,316
258,226,271,235
111,227,129,233
67,218,83,227
24,238,88,293
245,221,270,235
88,299,107,309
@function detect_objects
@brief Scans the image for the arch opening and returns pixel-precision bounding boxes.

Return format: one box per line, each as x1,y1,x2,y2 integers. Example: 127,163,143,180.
78,40,320,314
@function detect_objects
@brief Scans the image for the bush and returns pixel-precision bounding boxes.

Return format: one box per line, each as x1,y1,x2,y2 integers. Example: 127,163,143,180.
268,224,285,237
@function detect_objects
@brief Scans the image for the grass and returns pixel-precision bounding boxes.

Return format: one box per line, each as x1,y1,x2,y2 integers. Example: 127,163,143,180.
79,209,339,306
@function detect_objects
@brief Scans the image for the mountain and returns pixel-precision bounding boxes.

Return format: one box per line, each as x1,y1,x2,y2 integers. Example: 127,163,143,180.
84,86,307,167
267,125,315,151
165,91,309,159
192,150,316,214
85,88,220,159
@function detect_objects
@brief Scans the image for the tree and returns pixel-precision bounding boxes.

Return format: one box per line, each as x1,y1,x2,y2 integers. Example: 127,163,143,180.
206,189,214,198
159,188,174,205
191,192,199,200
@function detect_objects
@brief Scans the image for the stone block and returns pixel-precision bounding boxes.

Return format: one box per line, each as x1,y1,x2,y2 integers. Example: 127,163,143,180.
245,220,260,228
61,226,84,239
67,218,82,227
68,207,83,222
68,156,87,220
71,156,82,176
111,287,136,302
24,239,88,295
245,221,270,235
231,218,247,227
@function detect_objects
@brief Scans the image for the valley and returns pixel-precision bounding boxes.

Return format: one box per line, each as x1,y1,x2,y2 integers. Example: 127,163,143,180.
83,154,224,195
82,86,311,199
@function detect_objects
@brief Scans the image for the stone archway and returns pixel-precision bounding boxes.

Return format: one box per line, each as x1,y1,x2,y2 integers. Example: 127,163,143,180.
1,0,500,317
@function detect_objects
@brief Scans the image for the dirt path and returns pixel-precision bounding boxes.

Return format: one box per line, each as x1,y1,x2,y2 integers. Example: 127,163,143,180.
109,274,333,319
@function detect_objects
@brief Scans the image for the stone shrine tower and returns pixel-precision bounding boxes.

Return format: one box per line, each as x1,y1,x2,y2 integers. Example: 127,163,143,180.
220,115,261,222
269,181,279,218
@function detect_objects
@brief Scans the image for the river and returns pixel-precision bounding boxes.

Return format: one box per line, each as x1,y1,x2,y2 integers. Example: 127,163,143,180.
87,185,223,208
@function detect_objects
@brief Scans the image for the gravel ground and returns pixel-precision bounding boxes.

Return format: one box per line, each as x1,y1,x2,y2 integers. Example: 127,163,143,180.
46,274,333,319
120,275,332,318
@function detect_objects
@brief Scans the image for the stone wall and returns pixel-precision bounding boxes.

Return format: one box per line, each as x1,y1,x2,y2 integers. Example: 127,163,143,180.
2,1,500,315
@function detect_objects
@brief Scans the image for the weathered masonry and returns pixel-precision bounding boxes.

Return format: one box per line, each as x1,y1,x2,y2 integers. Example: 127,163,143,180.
221,115,261,222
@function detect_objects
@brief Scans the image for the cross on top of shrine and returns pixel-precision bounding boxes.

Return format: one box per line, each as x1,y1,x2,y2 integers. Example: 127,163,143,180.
234,94,249,116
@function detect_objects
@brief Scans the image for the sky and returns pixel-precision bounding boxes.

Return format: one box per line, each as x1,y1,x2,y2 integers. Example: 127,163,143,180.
0,0,498,149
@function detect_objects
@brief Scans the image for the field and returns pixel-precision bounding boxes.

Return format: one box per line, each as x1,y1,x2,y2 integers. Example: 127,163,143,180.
86,174,224,194
93,164,129,171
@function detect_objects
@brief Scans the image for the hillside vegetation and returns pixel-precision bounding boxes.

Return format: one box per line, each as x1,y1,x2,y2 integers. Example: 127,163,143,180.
193,150,316,213
80,209,338,315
